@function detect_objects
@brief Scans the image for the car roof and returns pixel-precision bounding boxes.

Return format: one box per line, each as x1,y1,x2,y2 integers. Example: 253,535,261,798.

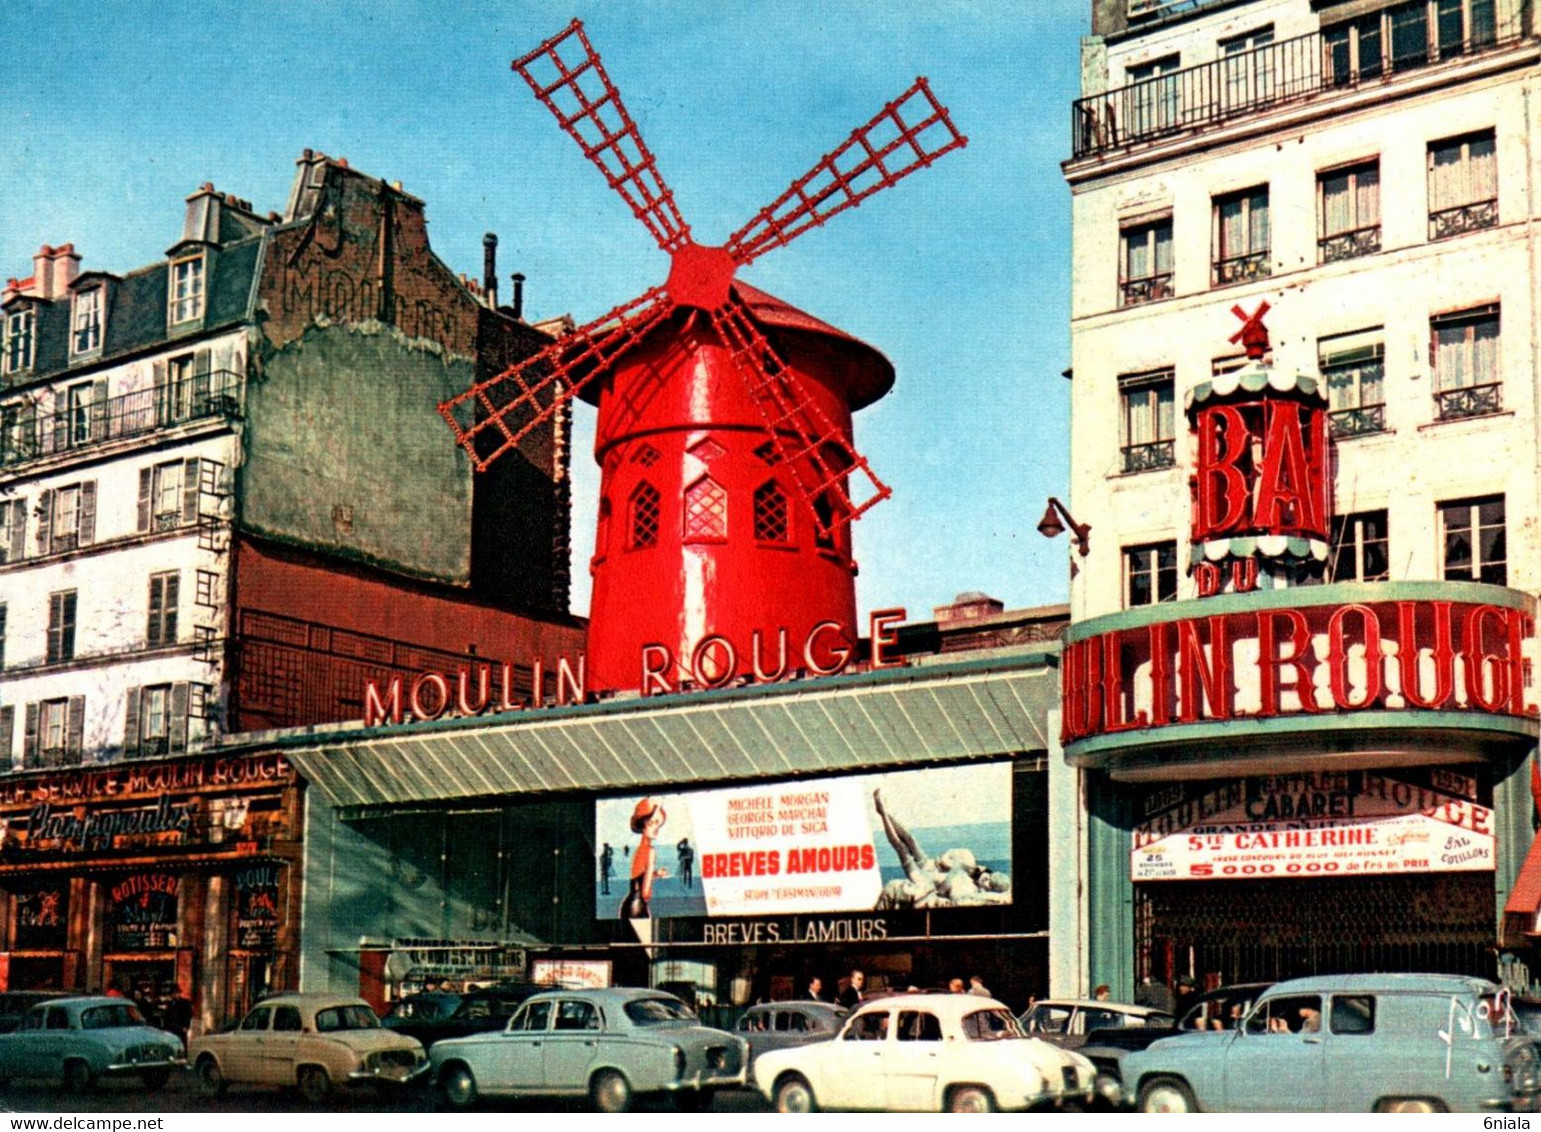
1027,999,1164,1013
745,1000,846,1012
252,993,373,1009
853,994,1009,1016
1262,973,1498,996
522,987,682,1005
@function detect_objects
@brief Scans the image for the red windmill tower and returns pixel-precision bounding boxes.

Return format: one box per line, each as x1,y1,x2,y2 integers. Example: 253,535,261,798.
440,20,967,693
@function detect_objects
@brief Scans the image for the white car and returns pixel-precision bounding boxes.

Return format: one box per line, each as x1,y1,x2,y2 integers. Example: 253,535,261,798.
754,993,1096,1112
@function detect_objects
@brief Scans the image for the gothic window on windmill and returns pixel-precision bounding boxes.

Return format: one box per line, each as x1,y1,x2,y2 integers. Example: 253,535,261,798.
630,482,660,550
683,477,727,543
754,481,790,544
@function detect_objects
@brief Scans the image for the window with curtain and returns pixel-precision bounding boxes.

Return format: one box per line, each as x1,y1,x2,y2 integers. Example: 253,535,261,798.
1428,130,1497,239
1319,161,1381,262
1212,186,1270,285
1120,217,1174,306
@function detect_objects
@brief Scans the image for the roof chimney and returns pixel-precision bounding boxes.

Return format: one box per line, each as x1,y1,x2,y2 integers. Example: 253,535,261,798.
511,272,525,321
482,233,499,309
32,244,80,301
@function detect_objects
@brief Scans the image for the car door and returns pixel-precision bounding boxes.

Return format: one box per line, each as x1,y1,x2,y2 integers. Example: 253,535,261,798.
817,1008,892,1110
227,1006,271,1083
264,1004,304,1085
1320,994,1381,1109
1222,994,1327,1111
5,1007,48,1079
38,1006,71,1080
884,1009,942,1110
484,1000,550,1093
542,999,601,1090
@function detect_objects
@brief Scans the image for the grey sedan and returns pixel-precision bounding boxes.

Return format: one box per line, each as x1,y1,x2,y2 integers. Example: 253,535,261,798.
734,1001,847,1070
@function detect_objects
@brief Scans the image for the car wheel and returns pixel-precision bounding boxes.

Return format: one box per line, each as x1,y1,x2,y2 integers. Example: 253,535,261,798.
62,1060,93,1093
297,1065,332,1106
675,1088,714,1111
196,1056,227,1099
1377,1098,1447,1113
946,1085,996,1113
141,1069,171,1091
1138,1077,1197,1114
440,1063,478,1111
774,1074,819,1114
590,1069,631,1114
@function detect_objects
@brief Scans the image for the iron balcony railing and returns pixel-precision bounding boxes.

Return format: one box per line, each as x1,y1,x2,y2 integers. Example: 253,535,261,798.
1072,14,1526,159
1429,198,1498,240
1120,272,1174,307
1436,381,1502,420
1122,439,1176,474
1328,403,1387,438
0,370,240,468
1319,225,1382,264
1212,250,1270,286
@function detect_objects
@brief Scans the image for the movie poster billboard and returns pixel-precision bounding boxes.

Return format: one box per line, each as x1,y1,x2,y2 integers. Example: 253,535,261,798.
593,762,1012,920
1132,768,1494,882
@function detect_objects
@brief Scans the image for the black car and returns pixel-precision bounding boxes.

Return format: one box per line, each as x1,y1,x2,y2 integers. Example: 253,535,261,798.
0,992,69,1034
381,985,543,1047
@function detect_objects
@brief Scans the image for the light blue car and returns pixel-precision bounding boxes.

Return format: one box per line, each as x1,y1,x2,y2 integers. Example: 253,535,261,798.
1123,973,1541,1113
0,996,185,1093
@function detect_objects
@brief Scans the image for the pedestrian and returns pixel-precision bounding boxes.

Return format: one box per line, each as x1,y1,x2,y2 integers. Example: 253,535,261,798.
1173,976,1199,1020
1093,984,1111,1001
837,968,866,1008
676,838,696,889
599,842,614,895
806,976,825,1001
948,977,966,994
1134,975,1175,1014
968,975,992,998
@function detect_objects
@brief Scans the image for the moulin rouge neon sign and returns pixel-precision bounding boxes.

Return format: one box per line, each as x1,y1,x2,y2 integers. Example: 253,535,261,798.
361,609,908,727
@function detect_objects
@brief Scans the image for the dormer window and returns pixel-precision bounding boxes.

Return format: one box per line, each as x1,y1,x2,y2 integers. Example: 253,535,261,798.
169,255,205,324
2,308,34,376
72,287,103,355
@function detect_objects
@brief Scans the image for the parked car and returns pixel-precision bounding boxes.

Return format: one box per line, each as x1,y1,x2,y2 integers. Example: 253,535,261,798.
1122,973,1541,1113
382,985,543,1047
1019,998,1173,1050
754,993,1096,1113
0,992,69,1035
1079,982,1270,1106
429,987,748,1112
0,996,184,1091
188,993,428,1103
734,1000,847,1072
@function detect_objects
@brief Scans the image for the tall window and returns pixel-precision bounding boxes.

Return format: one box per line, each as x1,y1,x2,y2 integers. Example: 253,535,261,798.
2,308,34,375
1119,369,1175,473
147,572,179,648
1219,25,1274,109
1325,11,1386,84
1329,511,1390,582
1318,161,1381,263
1429,130,1497,240
1212,186,1270,285
65,383,94,448
139,458,203,533
1319,329,1386,438
1126,54,1181,137
0,498,24,565
1119,217,1173,307
1440,495,1505,584
27,697,83,767
71,288,103,355
0,401,26,465
682,477,727,542
169,256,205,324
36,482,93,556
46,590,77,664
630,482,660,550
754,482,790,543
1125,542,1178,607
1431,305,1500,420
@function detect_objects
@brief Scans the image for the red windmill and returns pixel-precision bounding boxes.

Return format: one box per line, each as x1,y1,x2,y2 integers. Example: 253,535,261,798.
440,20,967,693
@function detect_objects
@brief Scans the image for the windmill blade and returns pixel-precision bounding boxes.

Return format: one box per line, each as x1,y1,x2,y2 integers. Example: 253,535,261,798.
439,286,672,472
514,20,692,254
725,77,967,267
709,298,891,536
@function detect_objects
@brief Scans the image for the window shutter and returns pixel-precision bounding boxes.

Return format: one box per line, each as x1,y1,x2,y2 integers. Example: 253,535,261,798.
35,489,52,556
22,703,38,766
8,497,24,562
78,481,95,546
147,576,164,646
170,683,190,753
123,687,141,758
181,457,200,524
66,696,85,758
138,468,152,532
165,574,179,644
193,349,212,407
51,402,67,453
0,705,12,765
90,379,108,441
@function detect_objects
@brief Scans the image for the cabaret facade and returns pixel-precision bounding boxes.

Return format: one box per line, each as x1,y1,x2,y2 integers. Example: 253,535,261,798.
1059,0,1541,997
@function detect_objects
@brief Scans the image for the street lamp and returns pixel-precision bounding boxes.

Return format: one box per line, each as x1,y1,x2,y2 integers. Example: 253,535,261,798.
1037,497,1090,557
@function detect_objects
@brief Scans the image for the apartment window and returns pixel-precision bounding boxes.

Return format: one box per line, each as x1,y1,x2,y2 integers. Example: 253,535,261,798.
2,308,34,375
1436,0,1499,55
1218,25,1274,109
63,382,95,448
147,571,179,648
754,482,790,543
1319,329,1386,438
71,288,102,355
1212,186,1270,285
0,704,10,766
630,482,660,550
0,401,28,465
1119,217,1173,307
1329,511,1390,582
0,498,24,564
139,458,200,532
1429,130,1497,239
126,685,195,758
169,256,205,325
1212,355,1250,378
28,697,83,767
37,482,95,555
1120,369,1175,473
1431,305,1500,420
1440,495,1505,584
682,477,727,542
1126,54,1181,137
46,590,77,664
1125,543,1178,608
1325,11,1386,84
1319,161,1381,262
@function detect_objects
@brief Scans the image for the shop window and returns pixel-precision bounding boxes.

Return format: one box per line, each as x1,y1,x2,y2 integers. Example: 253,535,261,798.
1432,305,1501,420
1329,511,1390,583
1429,130,1497,240
1119,217,1173,307
147,572,180,648
3,307,34,375
630,482,660,550
1319,160,1381,263
1440,494,1505,584
46,590,76,663
1212,186,1270,286
682,476,727,542
1119,369,1175,473
754,481,790,543
1320,329,1386,438
1125,542,1178,608
0,498,22,564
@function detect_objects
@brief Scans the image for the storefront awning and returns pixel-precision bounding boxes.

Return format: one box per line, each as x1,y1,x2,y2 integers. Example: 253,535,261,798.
243,651,1058,809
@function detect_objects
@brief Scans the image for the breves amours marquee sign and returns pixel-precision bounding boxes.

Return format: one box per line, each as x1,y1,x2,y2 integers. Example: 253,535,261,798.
1061,582,1539,768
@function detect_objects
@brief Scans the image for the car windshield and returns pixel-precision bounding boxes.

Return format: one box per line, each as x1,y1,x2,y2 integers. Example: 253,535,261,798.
962,1009,1026,1041
623,998,694,1025
386,996,458,1021
80,1004,144,1030
315,1005,382,1032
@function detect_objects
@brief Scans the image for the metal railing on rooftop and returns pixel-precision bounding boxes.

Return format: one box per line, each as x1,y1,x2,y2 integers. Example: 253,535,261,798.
1072,13,1526,159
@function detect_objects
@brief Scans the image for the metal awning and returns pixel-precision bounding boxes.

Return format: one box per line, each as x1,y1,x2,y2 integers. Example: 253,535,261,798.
250,651,1058,809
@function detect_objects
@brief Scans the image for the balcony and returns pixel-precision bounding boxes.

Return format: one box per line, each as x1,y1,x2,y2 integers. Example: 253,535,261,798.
1435,381,1502,421
1212,251,1270,286
0,371,240,469
1072,14,1526,160
1429,198,1498,240
1122,439,1176,474
1329,403,1387,438
1319,225,1382,264
1120,273,1174,307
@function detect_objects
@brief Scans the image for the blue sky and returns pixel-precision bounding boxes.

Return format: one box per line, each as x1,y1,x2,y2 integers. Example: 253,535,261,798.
0,1,1086,623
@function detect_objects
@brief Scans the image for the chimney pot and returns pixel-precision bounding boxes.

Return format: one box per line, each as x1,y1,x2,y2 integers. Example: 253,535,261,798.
302,148,313,160
337,157,349,168
512,272,526,321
